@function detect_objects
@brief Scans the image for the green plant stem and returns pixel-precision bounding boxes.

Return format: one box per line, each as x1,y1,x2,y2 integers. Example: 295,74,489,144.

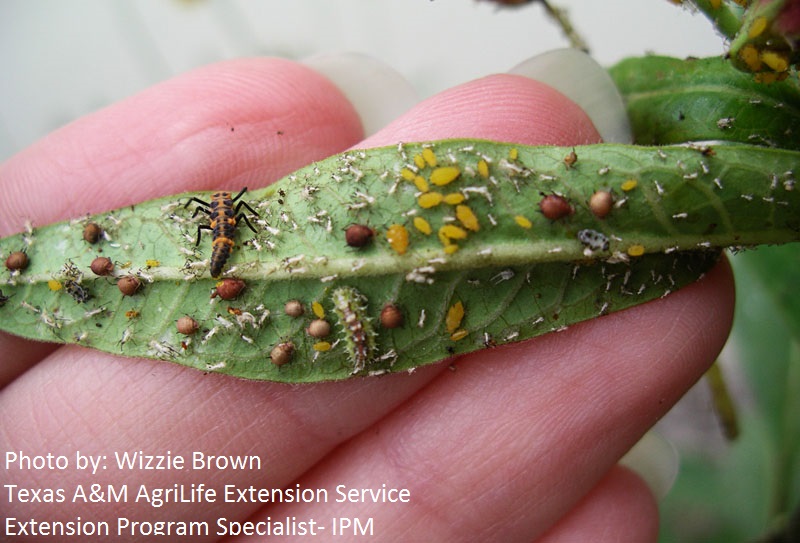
688,0,746,40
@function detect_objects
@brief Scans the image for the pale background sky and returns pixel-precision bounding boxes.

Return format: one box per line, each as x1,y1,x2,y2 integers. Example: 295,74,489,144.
0,0,724,162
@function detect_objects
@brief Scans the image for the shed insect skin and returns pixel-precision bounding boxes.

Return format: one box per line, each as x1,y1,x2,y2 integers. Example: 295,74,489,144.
184,187,259,278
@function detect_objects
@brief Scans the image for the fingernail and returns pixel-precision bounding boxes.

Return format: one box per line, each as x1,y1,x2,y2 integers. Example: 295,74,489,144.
508,48,632,143
619,430,680,500
303,52,419,137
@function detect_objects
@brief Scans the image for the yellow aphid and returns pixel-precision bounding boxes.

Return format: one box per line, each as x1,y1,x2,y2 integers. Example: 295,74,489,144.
621,179,638,192
439,224,468,241
739,44,762,72
422,148,438,167
514,215,533,229
627,244,646,257
508,148,519,160
312,301,325,319
477,159,489,179
443,244,459,255
413,216,432,235
430,166,461,186
761,50,789,73
754,72,787,83
446,301,465,333
455,205,480,232
748,16,768,39
400,167,416,181
145,259,160,268
387,224,409,255
313,341,332,352
450,329,468,341
414,175,430,193
413,154,426,170
47,280,62,292
444,192,465,205
418,191,443,209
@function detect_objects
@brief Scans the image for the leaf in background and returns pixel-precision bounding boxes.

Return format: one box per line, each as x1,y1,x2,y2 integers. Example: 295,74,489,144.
1,140,798,381
659,247,800,542
609,56,800,149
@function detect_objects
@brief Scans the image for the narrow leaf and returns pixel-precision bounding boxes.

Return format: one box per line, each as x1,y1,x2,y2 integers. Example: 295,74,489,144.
1,140,798,381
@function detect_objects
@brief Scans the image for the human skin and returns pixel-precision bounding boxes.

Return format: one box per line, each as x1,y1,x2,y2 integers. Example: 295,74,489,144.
0,57,734,542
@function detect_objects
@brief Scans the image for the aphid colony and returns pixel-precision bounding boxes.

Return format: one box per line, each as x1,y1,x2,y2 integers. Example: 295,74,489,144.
1,138,796,382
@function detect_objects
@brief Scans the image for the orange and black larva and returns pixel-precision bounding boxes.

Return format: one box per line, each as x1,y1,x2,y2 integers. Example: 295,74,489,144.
184,188,259,278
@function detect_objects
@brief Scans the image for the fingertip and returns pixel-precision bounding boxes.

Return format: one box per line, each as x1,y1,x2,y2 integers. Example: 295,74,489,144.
539,466,659,543
509,48,633,143
303,52,419,137
361,72,603,148
0,57,365,234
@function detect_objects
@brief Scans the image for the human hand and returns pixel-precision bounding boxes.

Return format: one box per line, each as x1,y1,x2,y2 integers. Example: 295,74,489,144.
0,53,733,541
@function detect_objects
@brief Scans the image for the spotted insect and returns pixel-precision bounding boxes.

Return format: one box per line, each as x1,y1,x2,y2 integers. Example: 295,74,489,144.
64,280,91,303
184,188,259,278
331,286,376,373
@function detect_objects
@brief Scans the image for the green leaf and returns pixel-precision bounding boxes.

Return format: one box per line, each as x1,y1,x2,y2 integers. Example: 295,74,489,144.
609,56,800,149
1,140,798,381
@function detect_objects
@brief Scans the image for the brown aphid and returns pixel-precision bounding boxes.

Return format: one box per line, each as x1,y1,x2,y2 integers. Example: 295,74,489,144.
176,315,199,335
284,299,304,317
270,341,295,366
380,303,404,329
563,149,578,169
345,224,375,248
539,194,574,221
212,278,245,300
83,222,103,244
5,251,29,271
90,256,114,276
306,319,332,338
589,190,615,219
117,275,141,296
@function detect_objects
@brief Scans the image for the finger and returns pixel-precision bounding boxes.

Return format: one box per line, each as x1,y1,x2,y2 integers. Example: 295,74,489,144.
0,59,608,535
0,57,365,383
0,56,364,237
537,467,659,543
259,258,733,541
360,72,602,148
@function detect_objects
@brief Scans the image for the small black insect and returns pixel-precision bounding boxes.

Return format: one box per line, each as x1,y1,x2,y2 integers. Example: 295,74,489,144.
0,289,10,307
65,280,91,303
184,188,259,278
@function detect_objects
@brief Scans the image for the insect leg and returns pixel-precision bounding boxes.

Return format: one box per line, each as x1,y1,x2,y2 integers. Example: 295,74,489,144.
184,196,211,209
229,187,248,203
184,196,212,218
235,213,258,234
234,199,260,218
194,224,213,246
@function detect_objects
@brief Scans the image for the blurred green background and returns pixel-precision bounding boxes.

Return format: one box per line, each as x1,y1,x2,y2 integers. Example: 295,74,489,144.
659,245,800,542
